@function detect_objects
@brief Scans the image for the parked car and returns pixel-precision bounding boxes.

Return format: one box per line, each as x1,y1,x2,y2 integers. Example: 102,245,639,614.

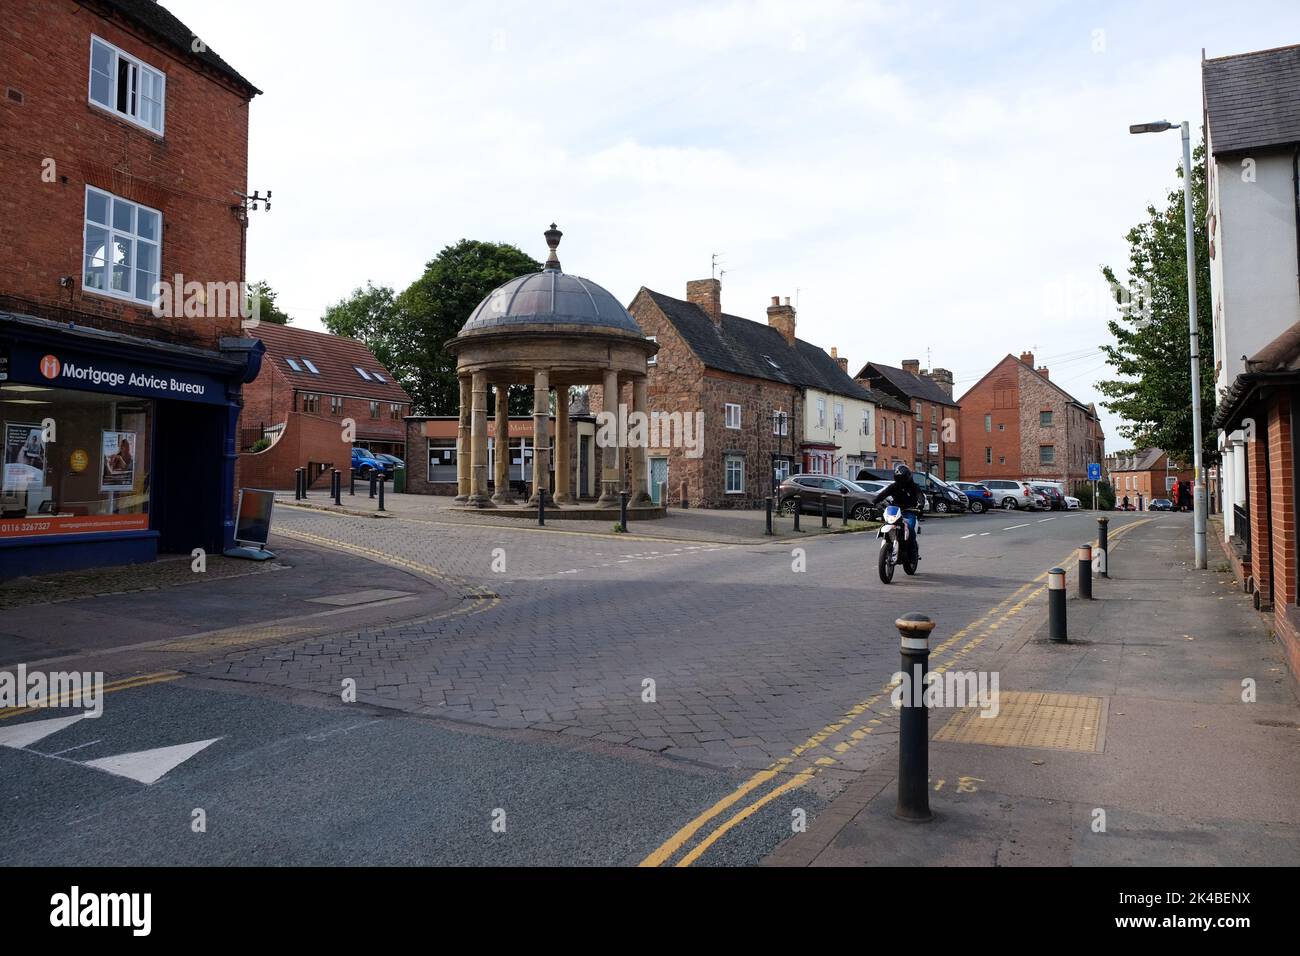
981,478,1040,510
374,453,405,470
855,467,963,513
1150,498,1175,511
778,475,878,520
927,475,968,514
351,447,388,478
1030,483,1067,511
1064,495,1081,510
953,481,994,514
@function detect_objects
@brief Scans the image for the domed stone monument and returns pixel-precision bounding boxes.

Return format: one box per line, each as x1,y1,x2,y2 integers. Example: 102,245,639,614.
446,225,658,509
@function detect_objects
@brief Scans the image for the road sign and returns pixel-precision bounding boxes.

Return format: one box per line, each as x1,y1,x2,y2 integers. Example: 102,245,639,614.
1087,463,1102,481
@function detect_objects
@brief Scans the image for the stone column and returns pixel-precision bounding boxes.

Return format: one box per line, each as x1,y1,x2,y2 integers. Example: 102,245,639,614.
630,376,651,505
492,383,515,505
528,368,551,506
468,371,492,507
554,385,572,504
598,369,622,505
455,374,471,501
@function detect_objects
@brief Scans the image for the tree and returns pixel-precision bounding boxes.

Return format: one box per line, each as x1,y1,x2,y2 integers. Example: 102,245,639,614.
246,280,292,325
324,241,541,416
1097,139,1216,466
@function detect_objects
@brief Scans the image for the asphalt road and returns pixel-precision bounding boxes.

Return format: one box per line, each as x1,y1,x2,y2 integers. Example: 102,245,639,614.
0,505,1163,866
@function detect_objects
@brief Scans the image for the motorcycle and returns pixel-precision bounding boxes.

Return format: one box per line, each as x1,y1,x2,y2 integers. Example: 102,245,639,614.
876,504,920,583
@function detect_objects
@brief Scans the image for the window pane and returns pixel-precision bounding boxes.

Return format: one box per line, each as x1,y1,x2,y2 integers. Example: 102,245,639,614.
90,69,111,107
91,39,112,75
86,190,109,225
83,224,108,290
137,208,159,241
116,58,131,113
112,198,134,232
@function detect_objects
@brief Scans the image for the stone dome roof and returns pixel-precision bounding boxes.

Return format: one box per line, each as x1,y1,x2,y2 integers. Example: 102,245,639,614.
458,225,643,338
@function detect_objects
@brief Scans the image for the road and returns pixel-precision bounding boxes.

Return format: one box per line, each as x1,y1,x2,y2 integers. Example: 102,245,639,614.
0,504,1162,866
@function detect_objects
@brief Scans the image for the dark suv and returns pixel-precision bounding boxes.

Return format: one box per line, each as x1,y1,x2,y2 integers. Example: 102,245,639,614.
1030,483,1067,511
779,475,879,520
855,468,961,513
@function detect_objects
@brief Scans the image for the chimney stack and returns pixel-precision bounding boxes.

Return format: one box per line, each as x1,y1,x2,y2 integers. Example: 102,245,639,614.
687,278,722,326
1019,351,1034,368
829,347,849,375
921,366,954,397
767,295,797,346
902,359,921,376
1038,366,1050,380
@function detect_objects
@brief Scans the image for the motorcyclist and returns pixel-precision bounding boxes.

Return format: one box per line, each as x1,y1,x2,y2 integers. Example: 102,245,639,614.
872,464,923,559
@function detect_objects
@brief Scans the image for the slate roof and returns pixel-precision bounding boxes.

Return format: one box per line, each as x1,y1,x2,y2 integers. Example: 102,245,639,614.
253,323,411,404
1203,44,1300,155
98,0,261,95
461,271,642,337
641,289,906,409
856,361,958,407
1111,448,1167,472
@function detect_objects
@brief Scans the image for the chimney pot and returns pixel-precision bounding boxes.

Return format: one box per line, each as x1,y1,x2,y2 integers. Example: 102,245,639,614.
771,295,780,306
1038,366,1050,379
902,359,921,376
687,278,723,326
1019,351,1034,368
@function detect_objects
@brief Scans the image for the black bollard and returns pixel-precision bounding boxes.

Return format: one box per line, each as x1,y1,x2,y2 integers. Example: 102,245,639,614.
294,467,303,501
333,469,342,506
895,613,935,823
537,489,545,526
377,474,386,512
820,494,829,528
765,496,773,535
620,490,629,530
1097,517,1109,578
793,498,802,533
369,471,377,499
1049,567,1067,643
1078,544,1092,599
350,468,356,497
841,494,849,527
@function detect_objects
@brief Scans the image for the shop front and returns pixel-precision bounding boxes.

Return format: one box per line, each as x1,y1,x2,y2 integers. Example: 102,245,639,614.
0,313,262,578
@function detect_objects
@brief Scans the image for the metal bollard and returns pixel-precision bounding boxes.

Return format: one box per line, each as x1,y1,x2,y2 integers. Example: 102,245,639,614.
765,496,773,535
294,467,303,501
369,471,377,499
820,494,828,528
841,494,849,526
1048,567,1067,643
1097,517,1108,578
1078,544,1092,599
793,498,802,532
350,469,356,497
895,613,935,823
537,489,545,526
620,490,629,530
377,474,386,512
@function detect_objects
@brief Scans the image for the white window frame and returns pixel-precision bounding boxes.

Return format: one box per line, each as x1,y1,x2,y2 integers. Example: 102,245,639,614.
772,410,788,436
724,403,741,430
725,455,745,494
862,408,872,436
833,402,845,431
82,185,162,305
816,397,826,428
646,335,657,366
88,35,166,135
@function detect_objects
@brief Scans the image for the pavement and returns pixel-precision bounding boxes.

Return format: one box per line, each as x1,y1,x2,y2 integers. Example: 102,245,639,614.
3,503,1289,867
763,519,1300,867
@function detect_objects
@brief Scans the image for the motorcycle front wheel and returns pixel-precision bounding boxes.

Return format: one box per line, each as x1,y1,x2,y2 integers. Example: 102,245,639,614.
878,537,896,583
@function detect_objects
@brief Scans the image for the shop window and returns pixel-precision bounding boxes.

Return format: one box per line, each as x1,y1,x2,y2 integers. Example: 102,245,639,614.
427,438,457,482
1,385,151,533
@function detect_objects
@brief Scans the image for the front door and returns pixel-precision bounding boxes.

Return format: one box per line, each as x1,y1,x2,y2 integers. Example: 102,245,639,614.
649,457,669,503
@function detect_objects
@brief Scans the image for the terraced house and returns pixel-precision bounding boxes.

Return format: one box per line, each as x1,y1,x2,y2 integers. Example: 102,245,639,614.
626,279,897,507
854,359,961,479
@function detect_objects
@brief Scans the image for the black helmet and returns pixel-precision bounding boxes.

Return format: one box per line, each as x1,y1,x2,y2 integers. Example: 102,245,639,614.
894,463,911,481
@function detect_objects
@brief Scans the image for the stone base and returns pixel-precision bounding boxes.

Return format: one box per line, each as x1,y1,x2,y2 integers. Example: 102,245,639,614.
452,503,667,521
466,495,495,509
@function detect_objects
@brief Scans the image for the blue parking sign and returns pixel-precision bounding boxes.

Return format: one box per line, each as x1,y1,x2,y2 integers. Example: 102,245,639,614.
1087,463,1102,481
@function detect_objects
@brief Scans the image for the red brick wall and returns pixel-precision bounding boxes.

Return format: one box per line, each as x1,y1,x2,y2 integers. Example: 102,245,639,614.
1268,398,1295,608
1248,422,1272,602
1,0,252,349
959,356,1022,479
238,413,351,490
874,403,911,470
242,356,408,449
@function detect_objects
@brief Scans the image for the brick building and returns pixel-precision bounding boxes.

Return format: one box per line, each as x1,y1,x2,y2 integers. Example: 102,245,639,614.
1,0,262,576
238,323,411,490
957,352,1104,492
1107,448,1192,506
626,279,889,507
854,359,961,479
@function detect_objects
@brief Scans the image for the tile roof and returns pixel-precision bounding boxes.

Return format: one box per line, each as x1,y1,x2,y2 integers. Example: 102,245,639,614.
253,323,411,404
99,0,261,95
1111,448,1166,472
857,361,958,407
1203,44,1300,155
641,289,903,407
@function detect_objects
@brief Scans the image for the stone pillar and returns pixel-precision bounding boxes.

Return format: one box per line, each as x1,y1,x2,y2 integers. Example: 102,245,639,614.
554,385,572,504
598,369,621,505
1232,434,1248,508
455,374,471,501
528,368,552,506
492,383,515,504
630,376,651,505
468,371,492,507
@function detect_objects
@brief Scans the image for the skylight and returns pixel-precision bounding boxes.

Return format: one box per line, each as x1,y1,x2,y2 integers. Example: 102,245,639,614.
372,371,386,382
286,357,302,371
355,366,372,381
302,358,320,374
762,354,781,369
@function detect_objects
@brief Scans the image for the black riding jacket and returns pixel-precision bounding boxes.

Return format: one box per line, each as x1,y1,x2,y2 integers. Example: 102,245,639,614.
873,476,923,510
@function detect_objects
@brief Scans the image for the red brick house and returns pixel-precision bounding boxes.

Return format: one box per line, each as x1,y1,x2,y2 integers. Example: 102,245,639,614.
854,360,962,479
1,0,263,576
239,324,411,489
957,352,1104,492
1107,448,1192,506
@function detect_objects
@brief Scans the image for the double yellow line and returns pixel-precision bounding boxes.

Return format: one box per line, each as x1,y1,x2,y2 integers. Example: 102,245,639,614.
640,518,1152,867
0,670,181,720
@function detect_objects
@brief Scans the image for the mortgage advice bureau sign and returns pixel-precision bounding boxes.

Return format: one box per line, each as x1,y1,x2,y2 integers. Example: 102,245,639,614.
6,342,227,405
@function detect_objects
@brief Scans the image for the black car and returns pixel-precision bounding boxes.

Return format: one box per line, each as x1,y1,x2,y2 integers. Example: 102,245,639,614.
1150,498,1175,511
1030,483,1067,511
856,468,963,513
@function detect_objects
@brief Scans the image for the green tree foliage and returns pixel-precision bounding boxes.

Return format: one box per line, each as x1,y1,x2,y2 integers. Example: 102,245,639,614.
323,241,541,416
246,280,293,325
1098,139,1216,466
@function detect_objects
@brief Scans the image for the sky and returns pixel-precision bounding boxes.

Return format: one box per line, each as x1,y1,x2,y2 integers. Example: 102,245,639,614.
164,0,1300,448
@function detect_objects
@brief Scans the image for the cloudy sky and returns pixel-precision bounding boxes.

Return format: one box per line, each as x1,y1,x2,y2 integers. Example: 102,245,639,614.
167,0,1300,445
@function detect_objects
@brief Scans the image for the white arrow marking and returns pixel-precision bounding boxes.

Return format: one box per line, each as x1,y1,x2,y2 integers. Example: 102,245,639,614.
0,713,89,749
82,737,221,785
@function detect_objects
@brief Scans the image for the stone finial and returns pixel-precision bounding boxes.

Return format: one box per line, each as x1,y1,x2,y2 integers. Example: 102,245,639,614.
544,223,563,272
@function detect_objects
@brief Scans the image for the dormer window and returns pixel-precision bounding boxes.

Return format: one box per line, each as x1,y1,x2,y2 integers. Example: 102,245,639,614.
89,36,165,134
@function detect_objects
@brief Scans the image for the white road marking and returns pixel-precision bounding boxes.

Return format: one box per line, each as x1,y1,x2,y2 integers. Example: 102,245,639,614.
979,532,992,536
0,713,89,749
83,737,222,785
48,739,103,757
1005,523,1030,530
960,533,977,539
1039,518,1056,522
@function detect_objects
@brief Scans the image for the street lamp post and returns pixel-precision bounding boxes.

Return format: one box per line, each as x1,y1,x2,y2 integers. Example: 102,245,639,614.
1129,119,1208,569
